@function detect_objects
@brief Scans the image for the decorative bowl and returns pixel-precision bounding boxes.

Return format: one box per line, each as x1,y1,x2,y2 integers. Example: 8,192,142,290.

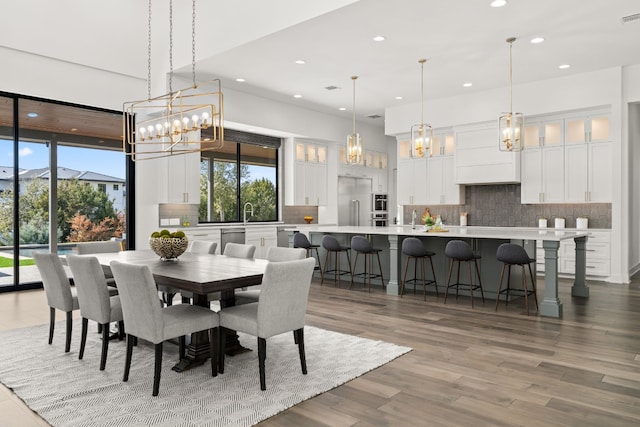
303,216,313,224
149,237,189,261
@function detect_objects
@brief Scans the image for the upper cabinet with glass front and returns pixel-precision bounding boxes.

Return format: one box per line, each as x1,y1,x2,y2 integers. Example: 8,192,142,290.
565,115,610,144
296,141,326,164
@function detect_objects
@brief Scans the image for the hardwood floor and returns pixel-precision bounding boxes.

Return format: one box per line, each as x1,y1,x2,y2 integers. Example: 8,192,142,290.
1,275,639,426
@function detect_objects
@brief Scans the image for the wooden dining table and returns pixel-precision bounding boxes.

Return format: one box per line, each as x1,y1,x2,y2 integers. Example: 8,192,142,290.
85,249,268,372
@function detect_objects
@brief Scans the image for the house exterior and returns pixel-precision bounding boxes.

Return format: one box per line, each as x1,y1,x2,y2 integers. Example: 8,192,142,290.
0,166,125,213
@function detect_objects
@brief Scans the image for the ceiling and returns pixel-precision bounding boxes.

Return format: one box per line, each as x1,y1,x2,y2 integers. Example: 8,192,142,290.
3,0,640,130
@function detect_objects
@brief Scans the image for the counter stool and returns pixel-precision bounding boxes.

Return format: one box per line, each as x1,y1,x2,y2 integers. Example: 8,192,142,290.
400,237,438,300
293,232,323,281
321,235,352,287
444,240,484,308
495,243,538,316
350,236,385,292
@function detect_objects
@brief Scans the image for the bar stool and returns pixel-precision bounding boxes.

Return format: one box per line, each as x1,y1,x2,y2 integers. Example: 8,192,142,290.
400,237,438,300
293,232,323,281
495,243,538,315
321,235,352,287
350,236,385,292
444,240,484,308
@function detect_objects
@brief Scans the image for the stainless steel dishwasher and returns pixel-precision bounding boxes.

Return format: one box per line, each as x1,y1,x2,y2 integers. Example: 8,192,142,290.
220,228,245,254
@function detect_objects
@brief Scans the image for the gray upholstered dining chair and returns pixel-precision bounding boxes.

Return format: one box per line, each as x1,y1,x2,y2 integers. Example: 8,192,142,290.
189,240,218,254
235,247,306,305
75,240,120,294
33,252,80,353
223,242,256,258
218,257,316,390
110,261,220,396
67,254,124,370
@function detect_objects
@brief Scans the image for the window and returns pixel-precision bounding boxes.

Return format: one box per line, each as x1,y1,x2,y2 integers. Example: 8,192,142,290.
199,130,279,223
97,183,106,193
113,184,119,191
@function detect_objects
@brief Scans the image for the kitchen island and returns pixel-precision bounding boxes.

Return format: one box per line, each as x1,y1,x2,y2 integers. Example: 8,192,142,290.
293,225,589,318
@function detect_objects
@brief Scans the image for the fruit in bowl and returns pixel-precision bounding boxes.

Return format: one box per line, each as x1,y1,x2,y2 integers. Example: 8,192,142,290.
303,216,313,224
149,229,189,261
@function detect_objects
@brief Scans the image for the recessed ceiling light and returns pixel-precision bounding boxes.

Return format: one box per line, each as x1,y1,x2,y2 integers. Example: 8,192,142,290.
463,82,473,87
339,107,346,111
531,37,545,44
295,60,306,65
27,112,38,118
490,0,507,7
293,94,303,98
235,78,245,82
373,35,386,42
395,96,403,100
559,64,571,69
70,128,78,132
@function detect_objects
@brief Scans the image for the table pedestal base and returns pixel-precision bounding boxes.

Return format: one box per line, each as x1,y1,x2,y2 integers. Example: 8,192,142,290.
172,290,250,372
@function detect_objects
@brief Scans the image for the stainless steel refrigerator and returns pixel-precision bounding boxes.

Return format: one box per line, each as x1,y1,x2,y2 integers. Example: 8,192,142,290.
337,176,372,226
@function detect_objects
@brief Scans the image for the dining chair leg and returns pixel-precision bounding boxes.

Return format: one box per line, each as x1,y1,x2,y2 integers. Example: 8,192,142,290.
420,257,427,300
123,334,134,381
153,343,163,396
100,323,109,371
400,256,411,297
522,265,530,316
528,263,539,311
48,307,55,345
258,337,267,391
321,250,330,286
117,321,125,341
218,328,226,374
65,311,73,353
296,328,307,375
350,252,359,290
79,318,88,359
468,262,474,308
209,328,218,377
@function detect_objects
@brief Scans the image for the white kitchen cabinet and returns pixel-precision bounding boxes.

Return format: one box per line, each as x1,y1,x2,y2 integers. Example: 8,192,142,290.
455,122,520,184
564,141,611,203
397,157,428,205
425,133,464,205
245,226,277,259
292,141,327,205
521,120,564,204
565,115,610,144
166,150,200,203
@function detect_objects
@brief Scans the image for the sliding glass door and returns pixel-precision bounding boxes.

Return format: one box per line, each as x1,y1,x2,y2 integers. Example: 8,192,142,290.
0,94,126,290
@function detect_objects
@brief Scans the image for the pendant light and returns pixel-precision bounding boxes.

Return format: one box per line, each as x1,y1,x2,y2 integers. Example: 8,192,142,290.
346,76,363,165
410,59,433,158
498,37,523,152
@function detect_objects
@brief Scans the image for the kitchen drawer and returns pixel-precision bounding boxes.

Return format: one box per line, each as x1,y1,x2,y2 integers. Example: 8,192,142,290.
562,258,610,277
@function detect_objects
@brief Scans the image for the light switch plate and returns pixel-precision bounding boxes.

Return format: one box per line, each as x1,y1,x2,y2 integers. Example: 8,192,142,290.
169,218,180,226
160,219,170,226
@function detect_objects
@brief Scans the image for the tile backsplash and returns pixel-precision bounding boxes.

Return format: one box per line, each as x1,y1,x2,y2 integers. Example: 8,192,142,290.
403,184,611,229
283,205,318,224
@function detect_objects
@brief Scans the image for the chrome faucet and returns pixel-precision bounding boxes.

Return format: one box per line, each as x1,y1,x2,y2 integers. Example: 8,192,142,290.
243,202,254,224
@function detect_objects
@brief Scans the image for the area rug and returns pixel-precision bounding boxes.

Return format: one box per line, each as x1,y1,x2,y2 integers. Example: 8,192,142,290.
0,320,411,426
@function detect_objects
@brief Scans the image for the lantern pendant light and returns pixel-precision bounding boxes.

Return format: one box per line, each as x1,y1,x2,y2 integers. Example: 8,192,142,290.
410,59,433,158
346,76,363,165
498,37,524,152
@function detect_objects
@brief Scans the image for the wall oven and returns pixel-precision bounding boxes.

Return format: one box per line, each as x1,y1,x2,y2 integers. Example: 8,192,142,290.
372,193,388,213
371,212,388,227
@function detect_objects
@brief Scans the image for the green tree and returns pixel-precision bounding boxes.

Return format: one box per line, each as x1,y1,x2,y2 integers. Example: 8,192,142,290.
0,178,120,245
241,178,276,221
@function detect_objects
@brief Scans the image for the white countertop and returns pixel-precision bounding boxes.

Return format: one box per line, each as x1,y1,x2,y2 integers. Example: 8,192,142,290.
292,225,590,241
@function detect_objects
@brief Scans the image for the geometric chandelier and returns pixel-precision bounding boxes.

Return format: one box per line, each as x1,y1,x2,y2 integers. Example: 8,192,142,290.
498,37,523,152
122,0,224,161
